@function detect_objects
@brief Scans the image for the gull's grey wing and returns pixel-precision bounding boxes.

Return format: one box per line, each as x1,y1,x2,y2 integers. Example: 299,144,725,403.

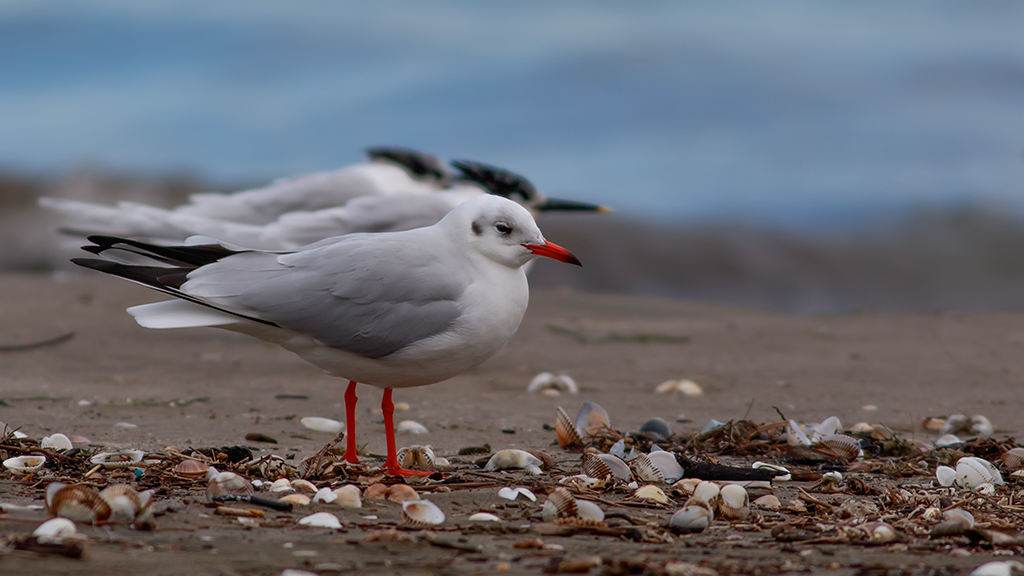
182,230,467,358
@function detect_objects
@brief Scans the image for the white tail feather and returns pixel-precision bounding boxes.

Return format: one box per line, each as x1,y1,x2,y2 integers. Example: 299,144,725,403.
127,300,238,329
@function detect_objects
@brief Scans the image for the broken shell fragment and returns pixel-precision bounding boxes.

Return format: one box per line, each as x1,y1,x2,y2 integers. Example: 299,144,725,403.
364,483,390,500
332,485,362,508
206,471,254,501
753,494,781,510
527,372,578,395
938,414,970,437
396,445,436,472
279,494,312,506
970,415,994,437
270,478,295,494
300,417,342,434
935,434,962,448
1001,448,1024,469
173,459,209,479
810,416,843,442
312,487,337,504
647,450,684,482
497,487,536,502
575,401,611,437
298,512,342,529
401,499,445,526
717,484,749,521
387,484,419,504
46,483,112,523
670,498,713,534
89,450,144,469
555,406,583,449
559,474,606,491
752,461,791,481
396,420,429,435
786,420,811,446
40,433,74,451
672,478,702,494
632,485,670,505
469,512,502,522
291,479,318,494
3,455,46,474
655,379,703,396
483,449,543,475
936,465,957,487
33,517,78,540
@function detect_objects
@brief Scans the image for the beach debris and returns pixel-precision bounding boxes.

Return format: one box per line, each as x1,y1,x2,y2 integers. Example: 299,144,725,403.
89,450,144,469
45,483,112,523
468,512,502,522
396,445,437,471
300,417,342,434
483,449,543,475
527,371,578,395
332,485,362,508
3,455,46,474
717,484,749,520
387,484,419,504
955,456,1004,489
40,433,73,451
401,499,445,526
33,517,78,540
669,498,713,534
498,487,536,502
396,420,429,435
206,471,255,501
298,512,342,529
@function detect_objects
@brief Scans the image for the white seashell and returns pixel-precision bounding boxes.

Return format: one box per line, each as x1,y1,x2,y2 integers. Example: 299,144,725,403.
938,414,970,437
298,512,342,529
575,401,610,437
811,416,843,442
576,499,604,522
871,522,896,543
956,456,1004,489
396,420,429,435
89,450,144,469
291,479,318,494
270,478,295,493
943,508,975,528
559,474,606,491
401,499,445,526
822,471,843,482
484,450,542,475
786,420,811,446
970,561,1024,576
701,419,726,433
40,434,74,451
753,494,781,510
654,379,680,393
279,494,312,506
970,415,994,437
670,498,713,533
815,434,862,461
654,379,702,396
851,422,874,433
672,478,702,494
555,406,583,449
935,434,962,448
332,485,362,508
752,461,791,482
632,485,670,504
936,465,957,487
976,482,996,495
692,481,720,505
396,445,436,471
468,512,502,522
312,487,337,504
3,455,46,474
647,451,684,482
33,517,78,540
527,372,578,394
497,487,536,502
717,484,749,521
609,439,637,462
300,417,342,434
630,454,665,483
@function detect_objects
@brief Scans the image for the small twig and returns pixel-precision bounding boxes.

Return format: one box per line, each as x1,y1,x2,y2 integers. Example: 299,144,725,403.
0,332,75,352
797,487,835,511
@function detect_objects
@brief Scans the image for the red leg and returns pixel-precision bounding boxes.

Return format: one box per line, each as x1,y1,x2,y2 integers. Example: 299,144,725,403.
382,388,430,477
342,380,359,464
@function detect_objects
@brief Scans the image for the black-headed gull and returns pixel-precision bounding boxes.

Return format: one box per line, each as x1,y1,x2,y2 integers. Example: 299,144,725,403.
71,195,582,476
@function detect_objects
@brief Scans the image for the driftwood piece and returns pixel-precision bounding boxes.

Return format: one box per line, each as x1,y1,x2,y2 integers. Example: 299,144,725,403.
674,455,781,482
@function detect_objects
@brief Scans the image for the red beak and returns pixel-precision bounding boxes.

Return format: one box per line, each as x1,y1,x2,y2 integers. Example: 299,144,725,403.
524,240,582,267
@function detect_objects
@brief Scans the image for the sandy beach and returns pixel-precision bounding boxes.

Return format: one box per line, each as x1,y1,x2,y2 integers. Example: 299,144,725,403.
2,271,1022,575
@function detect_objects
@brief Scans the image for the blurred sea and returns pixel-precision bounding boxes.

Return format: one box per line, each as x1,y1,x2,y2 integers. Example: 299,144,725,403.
3,2,1024,312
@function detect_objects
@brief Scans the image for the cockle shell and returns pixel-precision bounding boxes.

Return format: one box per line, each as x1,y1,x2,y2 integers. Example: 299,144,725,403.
300,417,342,434
206,471,254,501
46,483,112,523
632,485,670,505
173,459,209,479
312,487,337,504
483,449,542,475
630,454,665,483
401,499,445,526
469,512,502,522
89,450,144,469
1001,448,1024,469
279,494,311,506
497,487,536,502
647,450,684,482
717,484,749,521
542,487,578,521
636,417,673,439
99,484,151,524
654,379,703,396
387,484,419,504
33,517,78,540
810,416,843,443
669,498,713,534
936,465,957,487
298,512,342,529
396,445,436,472
40,433,74,451
935,434,962,448
333,485,362,508
576,499,605,522
396,420,429,435
555,406,583,450
970,415,994,437
291,479,318,494
575,401,610,437
3,455,46,474
815,433,862,462
672,478,702,494
581,453,631,482
364,483,390,499
270,478,295,493
955,456,1004,489
527,372,578,395
691,481,721,506
938,414,970,437
753,494,781,510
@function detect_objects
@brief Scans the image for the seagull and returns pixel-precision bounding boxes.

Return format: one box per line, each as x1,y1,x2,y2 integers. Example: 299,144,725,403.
41,157,609,250
70,195,582,476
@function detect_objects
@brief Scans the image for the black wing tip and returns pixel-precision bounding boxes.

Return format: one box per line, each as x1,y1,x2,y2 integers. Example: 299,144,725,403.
365,146,447,182
450,159,537,201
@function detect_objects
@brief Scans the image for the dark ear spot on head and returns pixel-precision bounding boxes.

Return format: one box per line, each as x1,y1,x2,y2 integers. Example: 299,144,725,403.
471,221,483,236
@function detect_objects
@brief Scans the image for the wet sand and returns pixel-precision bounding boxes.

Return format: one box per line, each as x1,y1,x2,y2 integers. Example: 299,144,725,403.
2,271,1023,575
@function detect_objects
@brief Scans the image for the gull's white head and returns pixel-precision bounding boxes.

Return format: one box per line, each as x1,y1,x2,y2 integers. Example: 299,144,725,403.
440,195,581,269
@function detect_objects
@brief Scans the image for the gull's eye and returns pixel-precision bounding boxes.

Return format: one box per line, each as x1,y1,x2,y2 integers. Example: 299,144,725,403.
495,222,513,236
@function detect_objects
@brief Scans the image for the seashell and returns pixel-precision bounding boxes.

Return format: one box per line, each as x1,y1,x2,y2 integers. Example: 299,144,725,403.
921,417,946,431
298,512,342,529
936,465,957,487
555,406,583,449
669,498,713,534
654,379,681,394
943,508,975,528
753,494,781,510
956,456,1004,489
68,435,91,445
976,482,996,495
291,479,318,494
89,450,144,469
575,401,610,437
636,417,673,439
483,449,542,475
401,499,445,526
609,439,637,461
921,507,942,521
630,454,665,483
934,434,962,448
836,499,879,518
692,481,720,506
173,459,209,479
270,478,295,493
396,445,436,472
938,414,970,437
701,419,726,434
40,433,74,451
647,451,684,482
822,471,843,483
3,455,46,474
312,487,337,504
717,484,749,521
332,485,362,508
851,422,874,433
576,499,605,522
970,561,1024,576
206,471,254,501
632,485,670,505
527,372,578,395
387,484,419,504
396,420,429,435
559,474,606,491
300,416,342,434
786,420,811,446
33,517,78,540
654,379,702,396
870,522,896,543
542,487,578,521
497,487,536,502
279,494,311,506
469,512,502,522
970,415,994,437
1001,447,1024,469
672,478,702,494
815,434,862,462
364,483,390,499
46,483,112,523
98,484,145,524
752,461,791,482
810,416,843,442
